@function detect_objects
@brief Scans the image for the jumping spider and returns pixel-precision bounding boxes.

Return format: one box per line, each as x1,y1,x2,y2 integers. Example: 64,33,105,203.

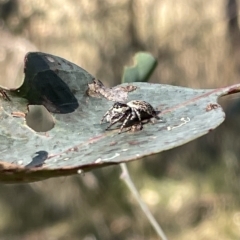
101,100,160,133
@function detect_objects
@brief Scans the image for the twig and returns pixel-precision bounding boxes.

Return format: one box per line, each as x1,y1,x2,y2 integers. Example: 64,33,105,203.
120,163,168,240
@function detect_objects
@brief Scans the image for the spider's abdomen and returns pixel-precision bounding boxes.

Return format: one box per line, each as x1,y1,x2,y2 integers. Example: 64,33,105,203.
127,100,158,119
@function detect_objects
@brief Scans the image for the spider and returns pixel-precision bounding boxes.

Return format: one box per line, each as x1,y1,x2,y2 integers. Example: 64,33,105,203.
101,100,160,133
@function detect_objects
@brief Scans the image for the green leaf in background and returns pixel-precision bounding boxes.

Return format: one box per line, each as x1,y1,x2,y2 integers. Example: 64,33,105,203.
122,52,157,83
0,52,239,183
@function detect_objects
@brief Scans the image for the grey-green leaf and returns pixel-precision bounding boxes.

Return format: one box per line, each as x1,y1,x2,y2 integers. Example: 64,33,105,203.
122,52,157,83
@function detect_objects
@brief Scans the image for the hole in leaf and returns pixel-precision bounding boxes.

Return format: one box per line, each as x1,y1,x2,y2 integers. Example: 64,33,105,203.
25,105,55,132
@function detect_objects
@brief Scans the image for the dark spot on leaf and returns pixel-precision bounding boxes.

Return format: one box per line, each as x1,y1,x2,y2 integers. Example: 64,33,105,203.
14,52,79,113
72,147,79,152
25,151,48,168
206,103,219,111
128,141,141,146
109,141,117,146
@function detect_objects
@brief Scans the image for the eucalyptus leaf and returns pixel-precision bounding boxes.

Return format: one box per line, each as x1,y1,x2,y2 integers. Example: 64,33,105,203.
0,52,239,183
122,52,157,83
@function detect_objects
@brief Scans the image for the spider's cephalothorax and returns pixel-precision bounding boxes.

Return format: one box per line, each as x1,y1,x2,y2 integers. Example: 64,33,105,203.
101,100,160,133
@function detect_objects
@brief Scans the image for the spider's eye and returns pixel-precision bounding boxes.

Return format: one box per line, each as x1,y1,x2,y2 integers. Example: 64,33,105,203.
114,102,124,108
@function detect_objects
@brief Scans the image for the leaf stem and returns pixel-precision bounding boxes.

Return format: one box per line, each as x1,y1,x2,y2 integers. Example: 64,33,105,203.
120,163,168,240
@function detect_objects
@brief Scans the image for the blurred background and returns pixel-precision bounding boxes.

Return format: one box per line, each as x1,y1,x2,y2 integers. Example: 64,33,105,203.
0,0,240,239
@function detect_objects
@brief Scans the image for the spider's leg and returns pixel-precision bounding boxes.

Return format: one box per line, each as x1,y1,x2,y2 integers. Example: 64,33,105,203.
101,107,113,123
119,113,132,133
100,113,108,123
153,111,161,120
133,109,142,121
133,109,143,127
130,111,137,120
106,113,126,130
150,118,155,124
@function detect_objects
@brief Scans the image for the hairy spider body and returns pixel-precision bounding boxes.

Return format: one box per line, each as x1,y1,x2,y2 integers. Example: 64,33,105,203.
101,100,160,133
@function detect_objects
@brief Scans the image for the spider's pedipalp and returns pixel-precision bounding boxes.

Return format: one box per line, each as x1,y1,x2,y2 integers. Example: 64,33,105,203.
106,112,127,130
100,106,114,123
